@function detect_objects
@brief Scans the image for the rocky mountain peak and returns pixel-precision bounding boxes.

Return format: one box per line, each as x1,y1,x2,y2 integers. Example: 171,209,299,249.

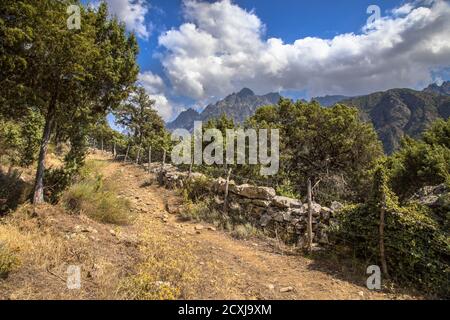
236,88,255,98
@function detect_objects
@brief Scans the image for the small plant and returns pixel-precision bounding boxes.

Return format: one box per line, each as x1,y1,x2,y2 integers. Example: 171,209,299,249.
0,242,20,279
231,223,258,240
62,181,132,225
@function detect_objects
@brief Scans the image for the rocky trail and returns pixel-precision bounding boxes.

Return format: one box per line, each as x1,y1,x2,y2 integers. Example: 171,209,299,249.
97,154,416,300
0,153,418,300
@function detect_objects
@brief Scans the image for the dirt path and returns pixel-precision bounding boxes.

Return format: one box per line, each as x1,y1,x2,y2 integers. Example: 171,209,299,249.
106,155,416,300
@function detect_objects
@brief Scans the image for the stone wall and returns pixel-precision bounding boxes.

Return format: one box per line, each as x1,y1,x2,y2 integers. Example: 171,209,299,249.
154,164,343,246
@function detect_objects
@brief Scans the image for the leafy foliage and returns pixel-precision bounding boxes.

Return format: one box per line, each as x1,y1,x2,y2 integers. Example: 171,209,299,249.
388,118,450,200
330,164,450,297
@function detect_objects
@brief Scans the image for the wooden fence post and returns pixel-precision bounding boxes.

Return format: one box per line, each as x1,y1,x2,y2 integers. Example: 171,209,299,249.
307,178,313,253
136,147,141,165
161,148,166,171
379,192,388,276
113,142,116,159
223,168,232,214
148,147,151,174
188,156,193,179
124,146,130,163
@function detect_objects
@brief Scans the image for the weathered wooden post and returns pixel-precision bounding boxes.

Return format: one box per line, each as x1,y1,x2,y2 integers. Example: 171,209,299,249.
113,142,116,159
136,147,141,165
223,168,233,214
379,192,388,276
124,146,130,163
307,178,313,253
188,160,193,179
101,138,104,153
161,148,166,171
148,147,152,174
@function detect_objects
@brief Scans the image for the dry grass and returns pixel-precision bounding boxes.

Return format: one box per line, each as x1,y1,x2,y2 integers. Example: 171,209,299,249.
62,160,133,225
118,215,200,300
0,202,140,300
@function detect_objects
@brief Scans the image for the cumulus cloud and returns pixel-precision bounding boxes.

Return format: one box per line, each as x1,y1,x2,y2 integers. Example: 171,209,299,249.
94,0,151,38
158,0,450,100
138,71,185,121
139,71,165,94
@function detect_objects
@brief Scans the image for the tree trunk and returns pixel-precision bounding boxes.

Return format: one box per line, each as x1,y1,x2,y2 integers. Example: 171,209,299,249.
124,146,130,162
307,178,313,253
33,99,57,205
136,147,141,164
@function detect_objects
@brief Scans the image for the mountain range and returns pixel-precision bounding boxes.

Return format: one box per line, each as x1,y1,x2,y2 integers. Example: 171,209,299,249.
167,88,280,131
167,82,450,153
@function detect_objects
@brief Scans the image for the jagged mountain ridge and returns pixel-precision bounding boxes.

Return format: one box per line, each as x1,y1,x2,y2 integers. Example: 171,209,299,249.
167,88,281,131
423,81,450,96
340,88,450,153
167,84,450,154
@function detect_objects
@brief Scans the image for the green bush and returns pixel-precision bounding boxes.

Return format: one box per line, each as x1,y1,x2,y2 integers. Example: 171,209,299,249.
62,180,132,225
329,166,450,297
0,167,32,214
0,242,20,279
231,223,258,240
183,176,213,201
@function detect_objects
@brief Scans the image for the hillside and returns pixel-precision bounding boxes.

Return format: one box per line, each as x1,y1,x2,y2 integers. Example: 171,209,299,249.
311,95,352,107
341,88,450,153
168,85,450,154
167,88,280,131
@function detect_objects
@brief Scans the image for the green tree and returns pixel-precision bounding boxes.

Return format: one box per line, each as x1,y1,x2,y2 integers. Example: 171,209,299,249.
115,86,169,160
0,1,139,203
247,99,383,202
388,118,450,199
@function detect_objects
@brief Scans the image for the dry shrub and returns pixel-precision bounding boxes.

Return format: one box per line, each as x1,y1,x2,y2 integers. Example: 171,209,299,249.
231,223,259,240
62,177,132,225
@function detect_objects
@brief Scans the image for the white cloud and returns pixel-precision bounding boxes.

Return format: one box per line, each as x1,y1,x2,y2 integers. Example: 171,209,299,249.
94,0,151,38
158,0,450,100
139,71,165,94
138,71,185,121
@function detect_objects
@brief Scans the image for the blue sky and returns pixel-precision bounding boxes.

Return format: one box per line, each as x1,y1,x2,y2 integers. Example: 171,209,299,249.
83,0,450,122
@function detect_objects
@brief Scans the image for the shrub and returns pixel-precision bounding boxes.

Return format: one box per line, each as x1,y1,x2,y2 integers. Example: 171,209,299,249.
329,166,450,297
180,199,222,224
184,176,213,201
0,167,32,214
0,241,20,279
231,223,258,240
62,181,132,225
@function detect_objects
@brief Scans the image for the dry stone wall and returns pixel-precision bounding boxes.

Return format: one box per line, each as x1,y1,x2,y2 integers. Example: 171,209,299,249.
154,164,343,246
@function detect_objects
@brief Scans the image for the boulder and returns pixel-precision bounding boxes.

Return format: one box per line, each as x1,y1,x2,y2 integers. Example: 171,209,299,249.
410,184,449,209
330,201,344,212
301,202,322,217
320,207,332,220
271,196,302,209
259,214,272,227
251,199,271,208
235,184,276,200
213,177,237,193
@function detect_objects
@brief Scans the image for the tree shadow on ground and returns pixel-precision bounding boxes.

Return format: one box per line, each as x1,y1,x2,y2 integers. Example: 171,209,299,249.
0,167,32,215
